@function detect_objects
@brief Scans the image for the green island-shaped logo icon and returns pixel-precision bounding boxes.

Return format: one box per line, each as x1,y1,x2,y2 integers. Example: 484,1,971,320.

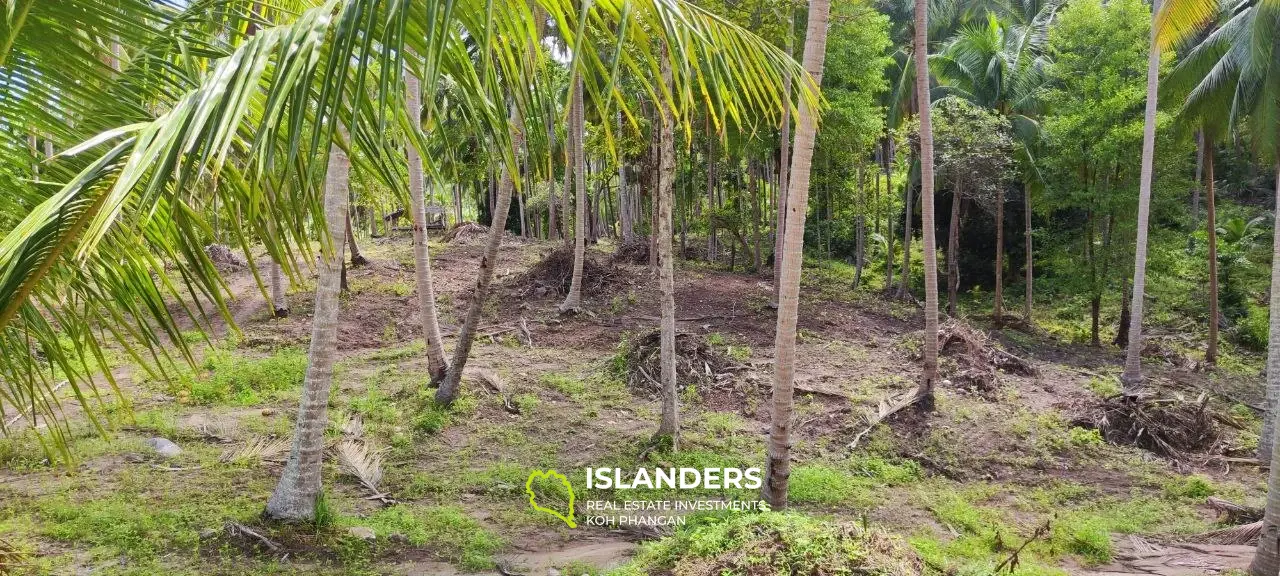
525,469,577,528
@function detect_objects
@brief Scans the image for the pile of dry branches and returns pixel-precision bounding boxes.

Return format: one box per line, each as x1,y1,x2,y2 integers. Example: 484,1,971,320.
205,244,245,269
517,244,627,297
610,238,650,265
1073,394,1220,459
443,221,489,243
619,331,747,394
938,320,1037,393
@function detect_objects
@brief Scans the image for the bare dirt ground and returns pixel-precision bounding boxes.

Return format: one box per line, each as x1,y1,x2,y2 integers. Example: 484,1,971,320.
0,232,1270,575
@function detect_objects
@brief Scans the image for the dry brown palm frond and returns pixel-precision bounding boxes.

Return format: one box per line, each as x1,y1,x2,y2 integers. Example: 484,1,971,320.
1187,520,1262,545
341,415,364,439
195,420,239,443
0,537,27,575
335,439,383,494
219,436,290,465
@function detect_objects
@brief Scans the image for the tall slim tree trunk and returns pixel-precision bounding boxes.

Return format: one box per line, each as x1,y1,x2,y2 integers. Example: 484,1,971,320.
266,138,349,521
345,211,367,266
752,162,763,273
1205,143,1218,364
1119,5,1164,398
915,0,939,409
548,114,559,241
560,77,587,312
885,138,895,291
436,104,523,406
654,50,679,449
618,110,633,242
899,160,916,299
560,117,573,245
1249,163,1280,576
1189,130,1203,253
946,190,961,317
994,187,1004,327
854,165,866,288
1024,182,1033,320
269,257,289,318
763,0,830,510
772,14,794,308
707,130,719,262
405,67,449,383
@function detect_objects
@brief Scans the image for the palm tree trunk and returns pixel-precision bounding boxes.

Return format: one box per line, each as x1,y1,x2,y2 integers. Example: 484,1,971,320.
994,186,1004,327
405,67,449,383
773,30,793,305
269,257,289,318
265,138,349,521
899,158,915,299
1189,130,1203,253
707,129,719,263
345,211,367,266
560,115,573,245
1024,182,1033,320
654,50,679,449
915,0,939,409
1119,7,1164,398
436,104,523,406
560,77,587,312
618,110,633,242
752,162,763,273
1205,143,1218,364
764,0,831,510
885,139,895,292
947,189,961,317
1248,163,1280,576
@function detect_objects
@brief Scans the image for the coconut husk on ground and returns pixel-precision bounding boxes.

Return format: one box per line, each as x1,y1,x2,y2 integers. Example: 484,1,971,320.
937,320,1037,394
619,330,747,394
516,244,627,297
1073,393,1221,459
610,238,650,265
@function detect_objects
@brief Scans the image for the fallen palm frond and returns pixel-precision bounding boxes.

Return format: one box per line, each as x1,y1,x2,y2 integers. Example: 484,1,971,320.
847,386,925,451
224,521,281,552
1187,520,1262,545
335,439,392,504
341,415,364,439
0,537,27,575
219,436,290,465
1207,497,1263,525
195,420,238,444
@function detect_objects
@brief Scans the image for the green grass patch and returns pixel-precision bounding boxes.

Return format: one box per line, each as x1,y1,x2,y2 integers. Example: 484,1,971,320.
161,348,307,406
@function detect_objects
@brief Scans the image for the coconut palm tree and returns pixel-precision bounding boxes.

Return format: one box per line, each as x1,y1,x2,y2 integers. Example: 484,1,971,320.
404,65,450,384
654,49,679,449
764,0,833,509
266,135,349,521
916,0,940,409
559,76,587,313
932,10,1051,326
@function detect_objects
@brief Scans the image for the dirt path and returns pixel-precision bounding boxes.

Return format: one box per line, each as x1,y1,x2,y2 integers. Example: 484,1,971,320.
1079,536,1253,576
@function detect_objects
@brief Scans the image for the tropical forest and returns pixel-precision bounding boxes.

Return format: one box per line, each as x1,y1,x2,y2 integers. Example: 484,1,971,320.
1,0,1280,574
